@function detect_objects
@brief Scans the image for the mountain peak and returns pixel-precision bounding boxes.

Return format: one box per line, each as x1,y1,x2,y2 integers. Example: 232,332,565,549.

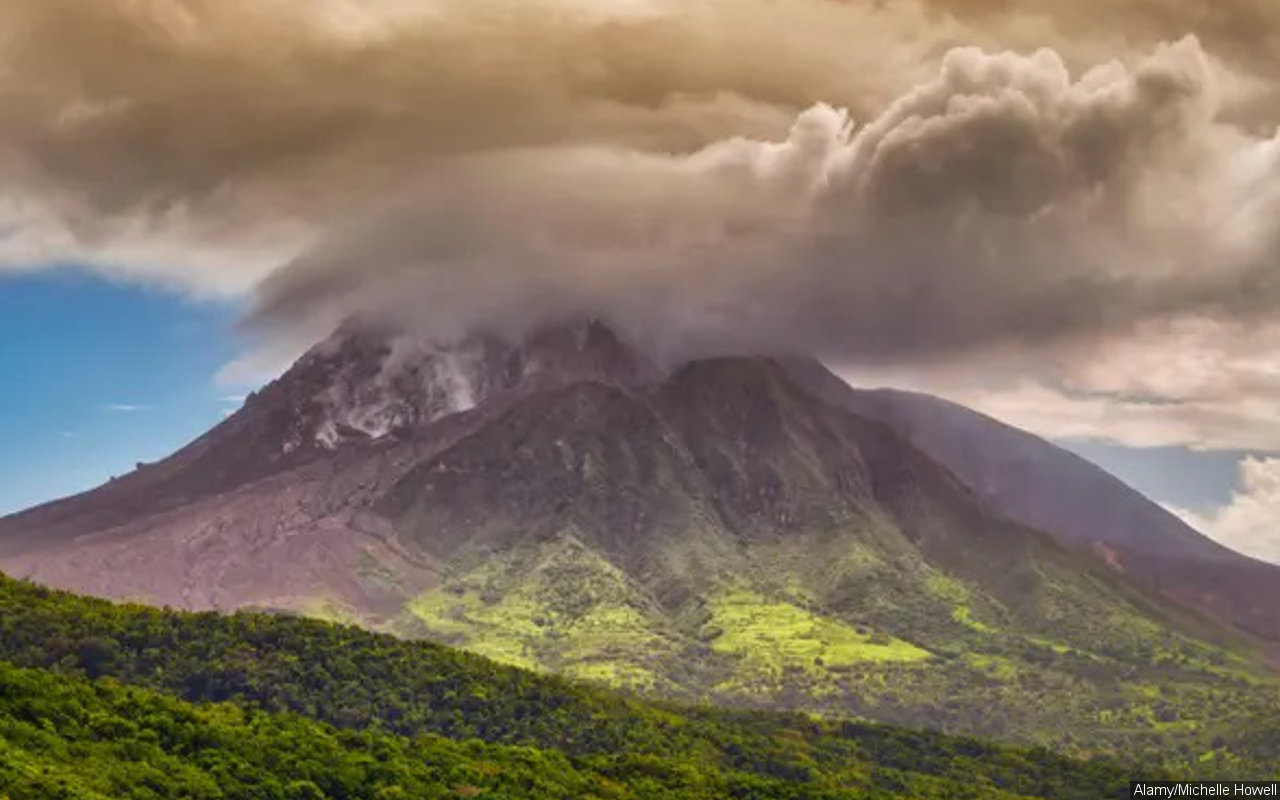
261,316,661,454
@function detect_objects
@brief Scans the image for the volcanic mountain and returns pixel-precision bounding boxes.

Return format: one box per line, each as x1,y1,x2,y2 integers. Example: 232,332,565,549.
1,319,1277,755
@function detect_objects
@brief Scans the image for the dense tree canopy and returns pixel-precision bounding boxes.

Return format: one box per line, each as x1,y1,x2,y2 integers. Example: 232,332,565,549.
0,574,1169,798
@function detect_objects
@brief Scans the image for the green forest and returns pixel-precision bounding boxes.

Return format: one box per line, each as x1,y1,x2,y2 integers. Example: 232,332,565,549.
0,572,1160,799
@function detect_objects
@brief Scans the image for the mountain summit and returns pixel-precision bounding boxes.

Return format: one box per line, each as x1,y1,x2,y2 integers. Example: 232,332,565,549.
1,319,1276,756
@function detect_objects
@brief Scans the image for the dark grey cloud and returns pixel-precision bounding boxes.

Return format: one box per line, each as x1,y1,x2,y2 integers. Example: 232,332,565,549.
0,0,955,293
0,0,1276,365
254,39,1280,365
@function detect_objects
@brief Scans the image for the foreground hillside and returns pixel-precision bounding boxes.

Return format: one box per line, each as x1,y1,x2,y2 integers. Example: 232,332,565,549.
0,573,1168,799
3,659,1105,800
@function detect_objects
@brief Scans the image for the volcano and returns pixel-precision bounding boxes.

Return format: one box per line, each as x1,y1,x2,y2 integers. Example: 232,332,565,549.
1,318,1276,747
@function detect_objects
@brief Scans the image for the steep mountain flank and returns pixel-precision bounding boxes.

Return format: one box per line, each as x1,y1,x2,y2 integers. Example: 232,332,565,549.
780,358,1280,641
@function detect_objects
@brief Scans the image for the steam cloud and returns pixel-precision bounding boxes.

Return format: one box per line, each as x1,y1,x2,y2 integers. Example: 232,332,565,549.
2,0,1279,365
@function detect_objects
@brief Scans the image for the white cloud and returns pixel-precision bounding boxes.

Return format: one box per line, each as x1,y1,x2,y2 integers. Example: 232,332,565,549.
839,318,1280,452
218,394,248,417
0,193,311,298
1168,457,1280,565
103,404,152,413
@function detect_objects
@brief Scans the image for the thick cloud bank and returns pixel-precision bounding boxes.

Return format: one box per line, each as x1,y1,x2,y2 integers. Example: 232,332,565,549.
2,0,1278,414
255,38,1280,364
0,0,956,293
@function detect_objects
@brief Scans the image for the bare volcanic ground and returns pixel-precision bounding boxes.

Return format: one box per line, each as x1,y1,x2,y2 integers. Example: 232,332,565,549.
0,453,435,619
0,319,654,617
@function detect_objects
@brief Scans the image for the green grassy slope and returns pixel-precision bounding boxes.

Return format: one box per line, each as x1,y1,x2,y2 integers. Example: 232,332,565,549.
0,573,1158,798
391,525,1280,773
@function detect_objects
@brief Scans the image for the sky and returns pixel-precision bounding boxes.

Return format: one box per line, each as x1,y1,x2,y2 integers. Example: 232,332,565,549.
0,0,1278,561
0,272,248,513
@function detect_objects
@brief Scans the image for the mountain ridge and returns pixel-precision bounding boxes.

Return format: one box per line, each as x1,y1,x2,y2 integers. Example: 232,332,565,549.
779,357,1280,640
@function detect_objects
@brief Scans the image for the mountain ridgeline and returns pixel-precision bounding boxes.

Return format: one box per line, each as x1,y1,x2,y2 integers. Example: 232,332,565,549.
1,318,1278,768
780,357,1280,642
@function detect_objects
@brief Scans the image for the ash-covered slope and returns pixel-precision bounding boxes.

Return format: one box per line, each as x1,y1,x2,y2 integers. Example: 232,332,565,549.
0,319,659,614
0,320,1274,757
